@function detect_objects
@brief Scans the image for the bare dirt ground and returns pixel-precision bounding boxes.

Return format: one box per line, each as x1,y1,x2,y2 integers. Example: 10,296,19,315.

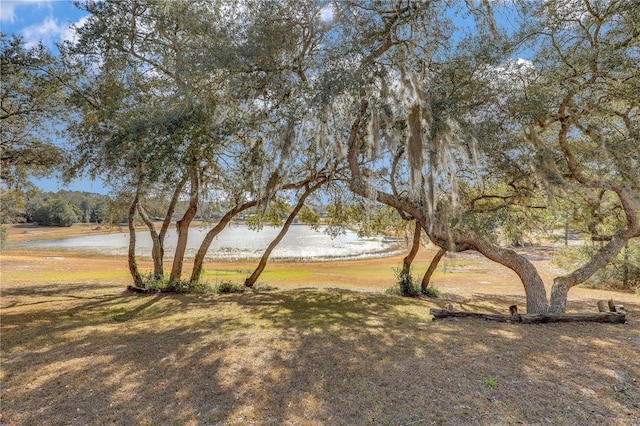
1,224,639,425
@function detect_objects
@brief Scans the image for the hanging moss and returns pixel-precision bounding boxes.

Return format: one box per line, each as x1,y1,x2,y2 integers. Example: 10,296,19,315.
407,103,423,190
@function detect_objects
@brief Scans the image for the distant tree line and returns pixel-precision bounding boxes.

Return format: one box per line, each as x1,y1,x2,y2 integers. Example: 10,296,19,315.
1,1,638,310
6,190,115,227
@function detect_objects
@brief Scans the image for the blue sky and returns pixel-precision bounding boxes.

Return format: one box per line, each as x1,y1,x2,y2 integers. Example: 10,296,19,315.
1,0,87,49
1,1,524,196
1,1,109,193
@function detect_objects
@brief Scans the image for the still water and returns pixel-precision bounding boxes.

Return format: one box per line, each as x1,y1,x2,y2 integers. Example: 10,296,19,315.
16,224,403,261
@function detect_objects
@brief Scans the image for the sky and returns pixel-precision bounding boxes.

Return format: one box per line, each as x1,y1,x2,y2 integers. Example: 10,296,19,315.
1,0,86,49
1,0,109,193
1,1,523,196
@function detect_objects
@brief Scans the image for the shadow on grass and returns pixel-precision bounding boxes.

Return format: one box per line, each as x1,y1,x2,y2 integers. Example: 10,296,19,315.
1,286,639,425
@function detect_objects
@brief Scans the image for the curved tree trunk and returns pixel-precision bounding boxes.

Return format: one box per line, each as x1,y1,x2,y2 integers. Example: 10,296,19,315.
189,199,259,283
127,189,143,287
462,232,548,314
345,97,549,313
136,176,188,281
169,165,199,283
402,221,422,276
137,203,163,280
550,187,639,313
549,234,631,313
422,247,447,290
244,180,325,287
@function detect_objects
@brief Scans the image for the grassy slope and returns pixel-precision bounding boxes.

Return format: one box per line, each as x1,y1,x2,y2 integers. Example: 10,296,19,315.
1,281,639,425
2,224,640,425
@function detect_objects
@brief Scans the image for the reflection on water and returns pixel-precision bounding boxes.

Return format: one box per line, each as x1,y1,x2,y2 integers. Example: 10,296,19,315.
15,224,403,261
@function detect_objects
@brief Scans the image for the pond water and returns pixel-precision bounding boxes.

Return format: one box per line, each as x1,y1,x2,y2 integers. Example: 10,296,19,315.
15,224,404,261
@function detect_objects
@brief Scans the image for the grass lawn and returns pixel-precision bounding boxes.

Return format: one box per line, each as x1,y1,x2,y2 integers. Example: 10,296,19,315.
1,224,639,425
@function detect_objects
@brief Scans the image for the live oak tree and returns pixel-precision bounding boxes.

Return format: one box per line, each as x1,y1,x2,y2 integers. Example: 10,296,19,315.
61,0,637,310
69,0,340,287
515,0,640,311
1,36,66,224
311,0,552,314
313,0,637,313
67,0,246,284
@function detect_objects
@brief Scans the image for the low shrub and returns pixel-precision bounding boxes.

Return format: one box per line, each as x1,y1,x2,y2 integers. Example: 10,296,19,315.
143,276,212,293
386,268,421,297
421,286,441,298
213,281,247,294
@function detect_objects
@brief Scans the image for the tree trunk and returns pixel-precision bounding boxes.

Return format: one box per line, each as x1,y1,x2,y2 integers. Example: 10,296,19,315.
401,221,422,276
429,308,625,324
189,176,323,283
189,199,259,283
622,241,629,288
127,189,143,287
136,177,188,281
169,165,199,283
549,234,631,313
244,180,325,287
465,232,548,314
344,97,549,313
137,203,164,280
422,247,447,290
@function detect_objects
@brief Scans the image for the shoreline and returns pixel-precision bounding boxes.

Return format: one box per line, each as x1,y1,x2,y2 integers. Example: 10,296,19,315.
4,222,407,263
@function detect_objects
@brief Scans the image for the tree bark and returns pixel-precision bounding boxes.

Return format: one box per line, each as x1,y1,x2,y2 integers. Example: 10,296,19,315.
137,203,164,280
189,199,259,283
136,176,188,281
463,232,548,314
549,234,631,313
169,165,199,283
402,221,421,276
244,179,326,287
345,94,549,314
422,247,447,290
127,188,143,287
429,308,625,324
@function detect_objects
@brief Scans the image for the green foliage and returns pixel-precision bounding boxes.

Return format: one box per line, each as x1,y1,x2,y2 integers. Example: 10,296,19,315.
0,188,27,224
214,282,275,294
357,205,409,239
213,281,248,294
421,286,441,298
143,276,212,294
1,35,66,191
141,277,273,295
33,198,80,227
298,206,321,228
484,378,497,389
553,241,640,290
387,268,441,298
386,268,422,298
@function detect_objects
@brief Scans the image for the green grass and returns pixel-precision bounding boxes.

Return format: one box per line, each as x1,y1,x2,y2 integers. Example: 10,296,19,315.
0,269,129,283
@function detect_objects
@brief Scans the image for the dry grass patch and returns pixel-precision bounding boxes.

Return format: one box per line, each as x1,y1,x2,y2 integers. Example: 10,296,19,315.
1,279,639,425
2,226,639,424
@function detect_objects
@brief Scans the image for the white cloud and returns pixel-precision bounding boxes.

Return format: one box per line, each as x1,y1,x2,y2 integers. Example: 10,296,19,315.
1,0,53,23
61,15,89,44
1,4,16,23
21,15,66,47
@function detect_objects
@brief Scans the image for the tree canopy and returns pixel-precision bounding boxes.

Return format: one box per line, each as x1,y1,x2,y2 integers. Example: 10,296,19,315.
4,0,637,312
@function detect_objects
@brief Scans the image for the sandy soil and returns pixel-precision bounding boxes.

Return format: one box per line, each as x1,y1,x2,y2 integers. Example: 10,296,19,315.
1,224,639,425
2,223,636,307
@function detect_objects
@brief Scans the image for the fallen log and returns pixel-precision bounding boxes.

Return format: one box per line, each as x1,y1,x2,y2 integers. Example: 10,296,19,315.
430,307,626,324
